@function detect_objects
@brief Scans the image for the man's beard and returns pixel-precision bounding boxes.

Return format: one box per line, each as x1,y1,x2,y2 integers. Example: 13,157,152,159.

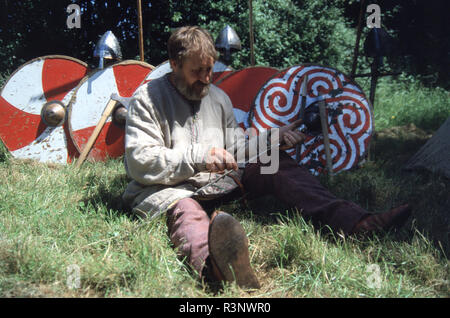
172,71,210,101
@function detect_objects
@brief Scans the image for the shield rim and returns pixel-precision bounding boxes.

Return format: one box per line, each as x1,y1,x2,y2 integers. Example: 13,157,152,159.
0,54,88,97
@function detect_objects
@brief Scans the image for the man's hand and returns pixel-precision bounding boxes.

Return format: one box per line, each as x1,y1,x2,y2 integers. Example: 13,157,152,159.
205,147,238,173
278,119,306,150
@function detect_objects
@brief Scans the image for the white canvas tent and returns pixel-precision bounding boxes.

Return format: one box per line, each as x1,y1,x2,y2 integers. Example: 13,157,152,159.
405,116,450,178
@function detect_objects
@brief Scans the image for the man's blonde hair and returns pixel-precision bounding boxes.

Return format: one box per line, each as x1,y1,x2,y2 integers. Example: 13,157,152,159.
168,26,218,66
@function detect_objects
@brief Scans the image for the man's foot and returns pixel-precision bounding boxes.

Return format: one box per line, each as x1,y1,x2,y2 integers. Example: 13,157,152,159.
351,204,412,234
208,211,260,289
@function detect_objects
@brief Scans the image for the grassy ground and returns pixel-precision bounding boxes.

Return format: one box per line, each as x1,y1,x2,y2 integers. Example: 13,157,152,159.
0,75,448,298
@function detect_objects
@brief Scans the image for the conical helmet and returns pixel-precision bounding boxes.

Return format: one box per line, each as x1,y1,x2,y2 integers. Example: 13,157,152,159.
93,31,122,68
215,25,242,51
215,25,241,64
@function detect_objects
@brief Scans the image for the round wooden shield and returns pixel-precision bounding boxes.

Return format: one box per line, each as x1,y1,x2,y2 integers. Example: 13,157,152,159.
68,60,153,162
139,60,232,86
214,67,279,130
0,55,88,164
249,64,373,175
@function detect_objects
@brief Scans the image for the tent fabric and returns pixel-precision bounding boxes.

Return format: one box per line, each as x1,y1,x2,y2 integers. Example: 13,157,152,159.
405,116,450,178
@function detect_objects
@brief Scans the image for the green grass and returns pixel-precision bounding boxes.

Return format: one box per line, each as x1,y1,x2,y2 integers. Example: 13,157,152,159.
362,73,450,132
0,75,449,297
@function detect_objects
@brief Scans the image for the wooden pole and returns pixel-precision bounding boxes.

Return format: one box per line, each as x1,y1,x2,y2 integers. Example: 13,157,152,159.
350,0,366,78
296,75,308,164
137,0,145,62
366,60,379,162
318,93,333,176
75,99,118,168
248,0,255,66
353,71,400,78
369,60,379,107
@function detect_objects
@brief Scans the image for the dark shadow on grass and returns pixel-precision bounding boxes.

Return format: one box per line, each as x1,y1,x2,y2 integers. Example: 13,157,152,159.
80,172,133,220
204,178,428,253
0,140,10,163
371,130,449,258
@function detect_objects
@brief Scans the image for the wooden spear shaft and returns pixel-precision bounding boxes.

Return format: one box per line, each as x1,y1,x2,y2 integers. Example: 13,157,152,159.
249,0,255,66
296,75,308,164
75,99,118,168
137,0,144,62
350,0,366,78
318,93,333,176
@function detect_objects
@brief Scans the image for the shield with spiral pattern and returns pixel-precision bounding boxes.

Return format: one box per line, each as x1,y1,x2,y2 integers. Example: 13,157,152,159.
249,64,373,175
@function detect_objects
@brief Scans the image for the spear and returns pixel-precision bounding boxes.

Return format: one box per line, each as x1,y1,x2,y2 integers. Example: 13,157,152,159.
296,74,308,163
350,0,366,78
318,92,333,176
137,0,145,61
248,0,255,66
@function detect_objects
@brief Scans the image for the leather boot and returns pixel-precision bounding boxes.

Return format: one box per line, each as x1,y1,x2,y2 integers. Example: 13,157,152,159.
208,211,260,289
351,204,412,234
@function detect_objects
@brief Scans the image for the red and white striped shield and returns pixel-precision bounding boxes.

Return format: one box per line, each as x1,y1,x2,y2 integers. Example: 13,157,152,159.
250,64,373,175
68,60,153,162
0,55,88,164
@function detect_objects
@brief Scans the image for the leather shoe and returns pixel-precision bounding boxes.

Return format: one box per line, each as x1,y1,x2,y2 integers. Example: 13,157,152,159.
351,204,412,234
208,211,260,289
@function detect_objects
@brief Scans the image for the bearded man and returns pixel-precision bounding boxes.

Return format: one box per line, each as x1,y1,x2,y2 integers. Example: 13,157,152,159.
122,26,411,289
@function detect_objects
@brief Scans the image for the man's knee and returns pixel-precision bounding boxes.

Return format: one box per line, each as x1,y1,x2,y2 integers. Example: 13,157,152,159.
174,197,204,212
168,197,206,222
167,198,209,237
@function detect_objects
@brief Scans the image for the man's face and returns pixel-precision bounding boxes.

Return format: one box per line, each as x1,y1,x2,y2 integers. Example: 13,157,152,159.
170,53,214,101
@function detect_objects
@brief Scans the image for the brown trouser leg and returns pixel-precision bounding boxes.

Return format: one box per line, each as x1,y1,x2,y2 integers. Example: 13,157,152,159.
166,198,210,278
242,151,369,233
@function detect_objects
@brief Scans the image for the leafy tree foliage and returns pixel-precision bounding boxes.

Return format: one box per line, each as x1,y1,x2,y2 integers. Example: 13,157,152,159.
0,0,448,88
197,0,355,72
